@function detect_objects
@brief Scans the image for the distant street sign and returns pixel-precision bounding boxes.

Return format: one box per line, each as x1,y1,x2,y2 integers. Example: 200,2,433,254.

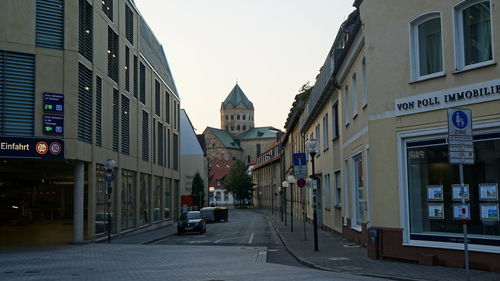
293,153,307,179
448,108,474,165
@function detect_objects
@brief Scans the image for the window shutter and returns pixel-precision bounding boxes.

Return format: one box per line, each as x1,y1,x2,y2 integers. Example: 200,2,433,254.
78,63,93,143
121,95,129,155
0,51,35,136
155,80,160,116
157,122,163,166
78,0,93,61
108,27,119,82
95,76,102,146
112,89,119,151
102,0,113,21
139,62,145,104
133,55,138,98
142,110,149,161
125,4,134,44
125,46,130,92
36,0,64,50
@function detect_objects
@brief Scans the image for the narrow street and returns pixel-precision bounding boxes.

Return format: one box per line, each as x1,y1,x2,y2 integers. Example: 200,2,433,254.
154,208,304,268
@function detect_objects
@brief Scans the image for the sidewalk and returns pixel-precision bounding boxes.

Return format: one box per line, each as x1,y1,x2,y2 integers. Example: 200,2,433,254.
96,221,176,245
263,210,500,281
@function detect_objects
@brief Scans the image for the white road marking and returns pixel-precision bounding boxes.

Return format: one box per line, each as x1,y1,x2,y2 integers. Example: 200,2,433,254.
248,233,255,244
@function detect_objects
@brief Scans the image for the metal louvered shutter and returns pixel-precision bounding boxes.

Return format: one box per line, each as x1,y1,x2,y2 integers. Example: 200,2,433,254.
78,63,93,143
157,122,163,166
95,76,102,146
125,46,130,92
0,51,35,136
78,0,92,61
155,80,160,116
125,4,134,45
139,62,145,104
112,89,119,151
133,55,138,98
167,128,171,168
108,27,119,82
102,0,113,21
165,92,170,124
121,95,129,155
36,0,64,50
142,110,149,162
173,134,179,170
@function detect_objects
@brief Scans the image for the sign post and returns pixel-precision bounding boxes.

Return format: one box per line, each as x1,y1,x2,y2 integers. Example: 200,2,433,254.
448,108,473,281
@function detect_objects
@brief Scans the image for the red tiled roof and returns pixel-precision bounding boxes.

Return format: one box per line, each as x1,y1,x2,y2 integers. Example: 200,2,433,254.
208,160,234,189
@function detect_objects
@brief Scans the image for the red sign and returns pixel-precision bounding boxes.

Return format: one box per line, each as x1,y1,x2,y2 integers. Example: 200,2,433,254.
35,141,48,154
181,195,194,206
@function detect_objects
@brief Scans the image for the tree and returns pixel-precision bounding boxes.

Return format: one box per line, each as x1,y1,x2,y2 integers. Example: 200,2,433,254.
191,172,205,208
223,160,253,207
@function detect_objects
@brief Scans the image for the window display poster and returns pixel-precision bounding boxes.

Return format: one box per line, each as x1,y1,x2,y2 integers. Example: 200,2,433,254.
480,204,499,221
479,183,498,201
452,204,470,220
427,185,443,201
428,203,444,219
452,184,469,201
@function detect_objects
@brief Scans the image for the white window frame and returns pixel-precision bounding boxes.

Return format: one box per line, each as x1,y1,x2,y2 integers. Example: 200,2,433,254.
409,11,445,81
343,158,350,226
398,121,500,254
453,0,495,72
323,114,329,151
343,86,350,127
334,170,342,207
352,73,358,118
351,151,364,230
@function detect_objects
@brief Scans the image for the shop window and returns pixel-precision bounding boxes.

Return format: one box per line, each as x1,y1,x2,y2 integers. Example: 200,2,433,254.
454,1,493,71
353,153,365,226
410,12,443,80
121,170,136,230
139,174,150,225
406,134,500,245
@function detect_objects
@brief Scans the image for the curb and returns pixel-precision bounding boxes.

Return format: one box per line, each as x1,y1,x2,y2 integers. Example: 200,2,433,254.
266,213,426,281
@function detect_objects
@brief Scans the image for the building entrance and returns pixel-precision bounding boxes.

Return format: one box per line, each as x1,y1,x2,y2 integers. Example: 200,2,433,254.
0,159,79,250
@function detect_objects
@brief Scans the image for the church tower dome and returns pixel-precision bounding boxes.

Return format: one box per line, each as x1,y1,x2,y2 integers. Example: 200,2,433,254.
220,83,255,136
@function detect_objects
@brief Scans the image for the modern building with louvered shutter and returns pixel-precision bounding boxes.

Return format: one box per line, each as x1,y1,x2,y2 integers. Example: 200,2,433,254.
0,0,181,249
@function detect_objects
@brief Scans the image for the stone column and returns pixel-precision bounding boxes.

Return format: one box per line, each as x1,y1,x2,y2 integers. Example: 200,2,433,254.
73,161,85,243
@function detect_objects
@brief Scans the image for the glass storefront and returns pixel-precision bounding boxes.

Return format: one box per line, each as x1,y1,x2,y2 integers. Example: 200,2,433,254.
153,176,162,221
95,165,116,234
121,170,136,230
407,133,500,245
164,178,171,219
139,174,150,225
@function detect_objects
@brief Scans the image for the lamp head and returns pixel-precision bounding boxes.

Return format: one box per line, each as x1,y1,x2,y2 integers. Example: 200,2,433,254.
306,139,318,156
282,181,289,188
286,175,295,184
104,159,116,172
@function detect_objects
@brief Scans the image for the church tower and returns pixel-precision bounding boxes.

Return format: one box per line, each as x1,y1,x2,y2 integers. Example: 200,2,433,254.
220,83,255,136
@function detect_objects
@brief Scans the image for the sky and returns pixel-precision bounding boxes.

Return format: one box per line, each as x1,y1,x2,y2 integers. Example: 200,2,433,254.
134,0,355,132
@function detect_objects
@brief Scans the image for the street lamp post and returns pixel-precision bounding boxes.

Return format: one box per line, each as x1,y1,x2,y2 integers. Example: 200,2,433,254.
104,159,116,244
286,175,295,232
282,180,289,226
306,139,319,252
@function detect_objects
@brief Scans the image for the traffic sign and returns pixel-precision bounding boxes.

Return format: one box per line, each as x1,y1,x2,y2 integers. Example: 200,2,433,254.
448,108,474,165
293,153,307,179
297,178,306,188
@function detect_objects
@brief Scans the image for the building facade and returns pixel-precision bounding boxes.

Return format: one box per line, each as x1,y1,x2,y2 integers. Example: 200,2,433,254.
362,0,500,270
0,0,180,248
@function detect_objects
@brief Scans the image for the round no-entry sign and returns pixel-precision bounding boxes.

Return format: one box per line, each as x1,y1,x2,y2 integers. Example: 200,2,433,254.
297,178,306,188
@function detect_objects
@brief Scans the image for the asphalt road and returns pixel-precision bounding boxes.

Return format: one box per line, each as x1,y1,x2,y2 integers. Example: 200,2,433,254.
155,208,304,268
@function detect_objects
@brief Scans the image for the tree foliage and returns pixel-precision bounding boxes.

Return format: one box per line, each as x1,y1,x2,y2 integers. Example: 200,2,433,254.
191,172,205,208
223,160,252,206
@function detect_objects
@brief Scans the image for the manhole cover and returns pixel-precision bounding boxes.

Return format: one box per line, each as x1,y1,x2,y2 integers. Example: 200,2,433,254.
328,257,350,261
